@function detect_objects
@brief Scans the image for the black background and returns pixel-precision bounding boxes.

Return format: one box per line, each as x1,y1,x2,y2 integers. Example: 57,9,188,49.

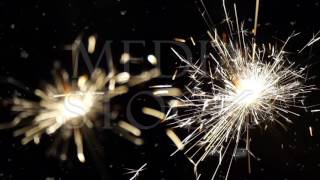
1,0,320,180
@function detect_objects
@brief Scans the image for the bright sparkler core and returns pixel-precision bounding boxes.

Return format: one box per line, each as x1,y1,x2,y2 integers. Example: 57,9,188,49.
57,92,95,125
235,77,265,105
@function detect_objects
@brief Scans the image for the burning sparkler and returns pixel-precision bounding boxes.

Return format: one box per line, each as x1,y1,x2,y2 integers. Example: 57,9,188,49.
168,0,318,179
1,64,130,162
1,35,161,163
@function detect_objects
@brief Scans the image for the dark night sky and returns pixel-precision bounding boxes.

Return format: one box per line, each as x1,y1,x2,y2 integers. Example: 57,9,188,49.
1,0,320,180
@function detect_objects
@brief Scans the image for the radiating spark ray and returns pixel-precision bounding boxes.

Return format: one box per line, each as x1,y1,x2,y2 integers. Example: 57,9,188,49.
149,85,172,88
309,126,314,137
166,129,184,150
125,163,147,180
118,120,141,137
299,31,320,53
198,0,216,33
75,128,85,163
252,0,260,62
253,0,260,36
71,36,82,80
153,88,182,97
172,69,178,80
190,37,196,46
142,107,166,120
246,124,251,174
174,38,186,43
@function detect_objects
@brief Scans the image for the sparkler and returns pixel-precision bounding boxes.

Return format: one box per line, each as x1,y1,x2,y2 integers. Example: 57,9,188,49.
1,35,161,163
2,65,129,162
168,0,318,179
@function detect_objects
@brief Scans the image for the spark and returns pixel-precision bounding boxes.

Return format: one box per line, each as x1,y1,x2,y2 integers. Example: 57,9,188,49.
172,69,178,80
166,129,184,151
149,85,173,88
142,107,166,120
152,88,182,97
147,54,158,65
174,38,187,43
311,109,320,112
190,37,196,46
88,35,97,54
125,163,147,180
309,126,314,137
169,0,317,179
299,31,320,53
118,120,142,137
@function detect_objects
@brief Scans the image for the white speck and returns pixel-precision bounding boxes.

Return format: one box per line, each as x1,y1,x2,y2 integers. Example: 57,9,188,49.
290,21,296,26
10,24,15,29
265,22,271,26
120,10,127,16
20,49,29,59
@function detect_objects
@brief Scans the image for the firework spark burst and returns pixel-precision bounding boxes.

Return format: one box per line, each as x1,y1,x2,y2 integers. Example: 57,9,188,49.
168,0,318,179
2,65,130,162
1,35,161,162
